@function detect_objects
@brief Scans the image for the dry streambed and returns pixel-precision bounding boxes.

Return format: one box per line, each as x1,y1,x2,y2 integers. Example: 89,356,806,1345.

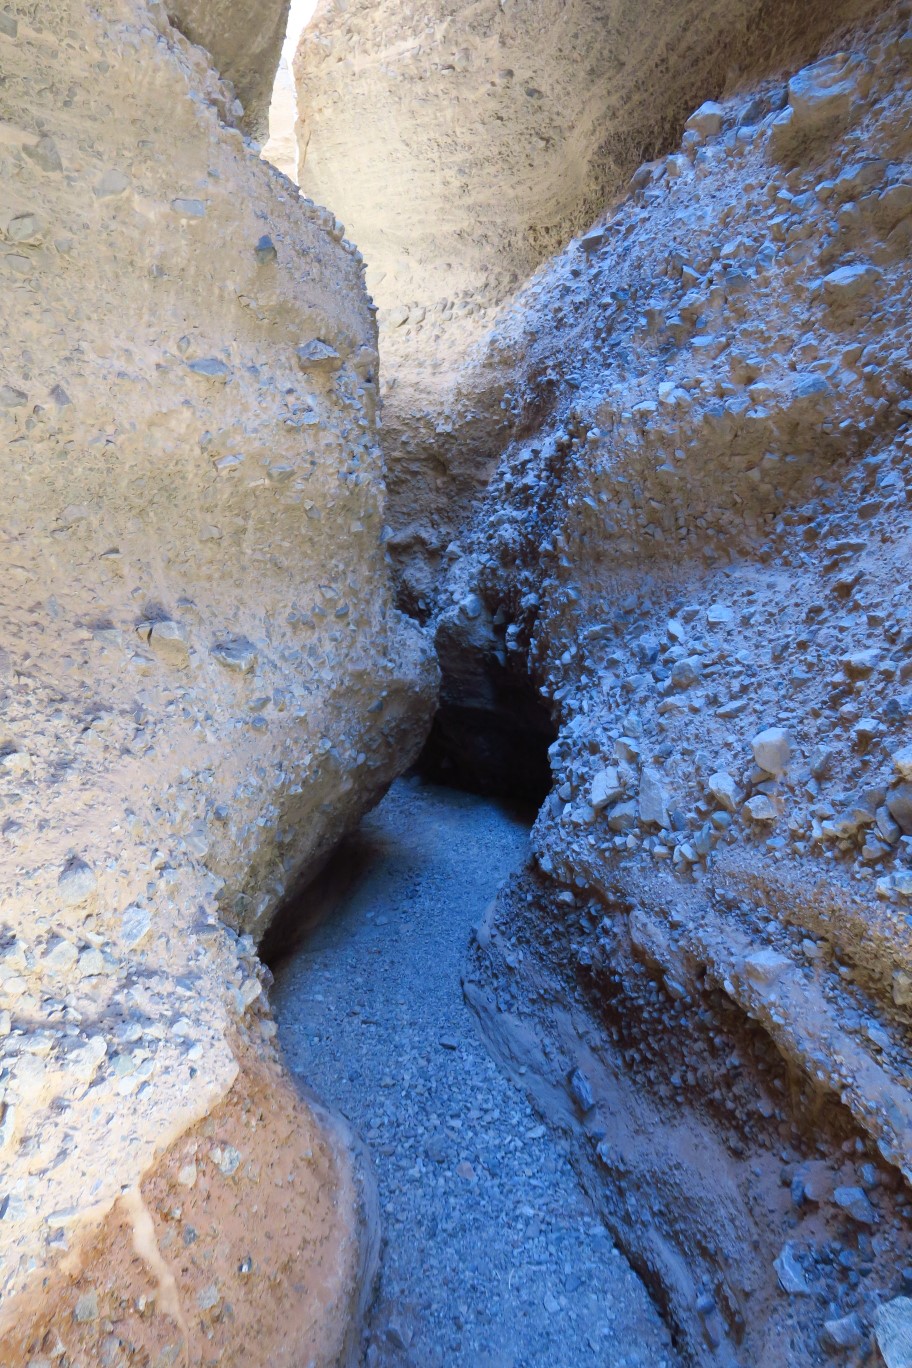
270,778,673,1367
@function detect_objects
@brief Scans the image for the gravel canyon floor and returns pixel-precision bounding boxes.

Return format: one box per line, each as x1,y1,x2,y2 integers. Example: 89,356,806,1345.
271,779,673,1367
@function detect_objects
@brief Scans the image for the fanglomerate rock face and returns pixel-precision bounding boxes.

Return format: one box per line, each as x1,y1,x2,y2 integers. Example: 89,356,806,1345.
167,0,291,137
420,6,912,1360
0,0,434,1353
293,0,887,615
292,0,912,1359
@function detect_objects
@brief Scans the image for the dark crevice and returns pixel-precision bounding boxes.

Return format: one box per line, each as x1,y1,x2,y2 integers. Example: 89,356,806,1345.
415,688,555,803
260,823,381,968
414,600,557,803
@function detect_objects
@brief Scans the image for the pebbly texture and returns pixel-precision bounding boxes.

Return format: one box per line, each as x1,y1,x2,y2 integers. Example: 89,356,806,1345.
271,779,673,1367
422,1,912,1360
167,0,290,139
291,0,886,615
0,0,435,1349
3,1036,378,1368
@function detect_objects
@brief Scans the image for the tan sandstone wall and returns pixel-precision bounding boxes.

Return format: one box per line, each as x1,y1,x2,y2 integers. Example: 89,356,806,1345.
0,0,434,1355
167,0,290,137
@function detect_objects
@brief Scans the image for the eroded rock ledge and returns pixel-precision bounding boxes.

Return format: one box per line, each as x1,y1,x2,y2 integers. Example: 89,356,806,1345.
0,0,434,1357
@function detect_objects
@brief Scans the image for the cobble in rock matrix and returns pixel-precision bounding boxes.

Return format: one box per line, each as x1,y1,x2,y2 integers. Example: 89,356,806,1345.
272,779,673,1367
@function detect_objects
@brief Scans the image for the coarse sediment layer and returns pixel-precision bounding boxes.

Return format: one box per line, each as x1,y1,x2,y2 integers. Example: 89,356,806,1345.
428,4,912,1359
443,0,912,1180
292,0,887,614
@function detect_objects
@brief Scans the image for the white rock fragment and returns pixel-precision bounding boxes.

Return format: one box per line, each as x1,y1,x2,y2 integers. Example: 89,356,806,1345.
43,937,78,973
210,1143,241,1176
685,100,724,139
0,1102,16,1151
787,54,857,133
707,770,738,813
46,1206,84,1229
187,357,230,382
751,727,791,776
590,766,622,812
74,1289,99,1322
639,768,670,828
6,212,44,244
893,972,912,1008
295,339,343,372
68,1036,107,1082
57,859,96,906
893,747,912,781
171,197,206,218
211,637,258,672
823,262,882,310
875,1296,912,1367
706,603,733,627
0,746,30,774
774,1243,809,1295
24,135,62,173
121,904,151,948
607,800,637,832
744,794,777,824
95,168,129,198
148,620,190,669
77,946,106,977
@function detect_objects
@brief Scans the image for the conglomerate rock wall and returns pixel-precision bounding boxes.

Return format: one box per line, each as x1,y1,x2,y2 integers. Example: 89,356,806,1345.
428,5,912,1360
0,0,434,1357
293,0,887,616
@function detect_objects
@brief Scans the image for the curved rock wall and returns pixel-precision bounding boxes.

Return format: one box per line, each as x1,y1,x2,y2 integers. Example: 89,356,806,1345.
167,0,290,137
0,0,434,1354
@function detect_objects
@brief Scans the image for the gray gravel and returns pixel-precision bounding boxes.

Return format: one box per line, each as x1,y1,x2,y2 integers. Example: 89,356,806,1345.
271,778,671,1367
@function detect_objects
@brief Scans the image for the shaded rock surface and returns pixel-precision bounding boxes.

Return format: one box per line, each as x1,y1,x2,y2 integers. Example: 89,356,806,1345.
167,0,290,137
356,1,912,1361
0,0,434,1351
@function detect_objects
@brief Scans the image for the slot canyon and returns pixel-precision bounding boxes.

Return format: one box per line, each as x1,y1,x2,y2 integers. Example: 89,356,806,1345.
3,0,912,1364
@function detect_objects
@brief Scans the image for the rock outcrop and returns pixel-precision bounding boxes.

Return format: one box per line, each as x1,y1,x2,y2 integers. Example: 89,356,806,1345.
428,5,912,1359
168,0,290,137
292,0,888,614
0,0,434,1357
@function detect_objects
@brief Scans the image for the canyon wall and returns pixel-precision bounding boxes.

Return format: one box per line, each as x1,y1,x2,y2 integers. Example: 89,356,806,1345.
167,0,289,136
438,7,912,1361
0,0,434,1359
294,0,912,1360
293,0,888,615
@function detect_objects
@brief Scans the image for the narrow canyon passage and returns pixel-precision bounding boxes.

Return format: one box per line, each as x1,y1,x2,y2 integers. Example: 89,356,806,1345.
270,779,674,1367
